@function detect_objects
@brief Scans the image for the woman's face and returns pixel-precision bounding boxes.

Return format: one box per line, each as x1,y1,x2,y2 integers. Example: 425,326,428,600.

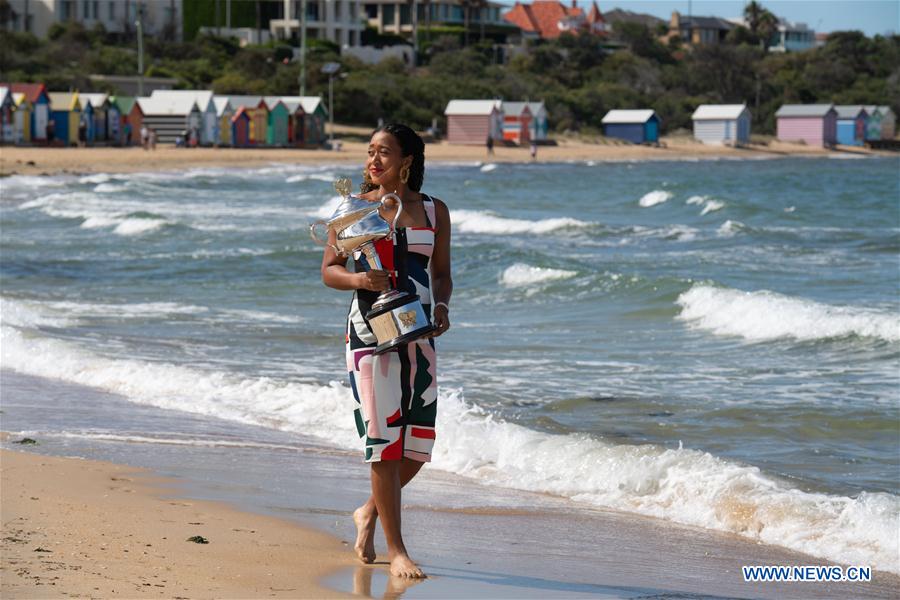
367,131,410,187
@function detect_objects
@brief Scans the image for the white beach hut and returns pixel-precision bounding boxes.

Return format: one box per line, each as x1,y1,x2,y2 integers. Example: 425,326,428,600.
691,104,751,145
149,90,216,145
137,95,202,144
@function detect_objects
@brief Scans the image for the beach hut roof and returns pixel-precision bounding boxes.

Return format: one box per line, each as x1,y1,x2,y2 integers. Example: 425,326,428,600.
691,104,749,120
444,100,500,116
298,96,325,115
876,105,895,117
110,96,137,114
213,97,233,116
12,92,28,107
150,90,214,111
2,82,47,103
526,101,546,116
48,92,80,111
227,95,266,110
136,94,198,116
80,93,109,108
501,102,534,117
263,96,289,111
0,86,9,104
834,105,867,119
775,104,834,117
601,109,657,124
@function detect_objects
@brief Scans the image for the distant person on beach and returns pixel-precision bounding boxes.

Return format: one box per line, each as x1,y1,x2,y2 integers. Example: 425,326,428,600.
149,129,157,150
486,135,494,155
140,125,149,150
320,124,453,579
123,122,132,146
530,140,538,161
46,120,55,144
78,120,87,147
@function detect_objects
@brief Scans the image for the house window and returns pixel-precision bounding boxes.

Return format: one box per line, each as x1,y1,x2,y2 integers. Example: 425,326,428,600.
451,6,462,21
383,4,395,25
400,3,410,25
61,0,74,20
83,0,90,19
108,1,115,20
365,4,378,19
306,1,319,21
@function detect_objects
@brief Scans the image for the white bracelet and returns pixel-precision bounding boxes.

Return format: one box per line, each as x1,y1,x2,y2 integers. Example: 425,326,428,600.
434,301,450,312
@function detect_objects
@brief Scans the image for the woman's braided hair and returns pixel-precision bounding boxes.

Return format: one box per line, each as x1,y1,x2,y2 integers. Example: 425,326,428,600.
361,123,426,194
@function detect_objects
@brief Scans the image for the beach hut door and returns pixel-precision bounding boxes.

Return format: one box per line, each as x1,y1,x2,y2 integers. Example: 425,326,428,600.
725,121,732,140
35,105,49,138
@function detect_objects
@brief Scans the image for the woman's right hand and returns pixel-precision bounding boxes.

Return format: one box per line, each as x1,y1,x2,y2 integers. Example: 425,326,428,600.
357,270,391,292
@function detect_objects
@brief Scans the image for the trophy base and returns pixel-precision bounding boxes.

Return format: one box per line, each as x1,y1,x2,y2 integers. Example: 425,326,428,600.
366,290,436,355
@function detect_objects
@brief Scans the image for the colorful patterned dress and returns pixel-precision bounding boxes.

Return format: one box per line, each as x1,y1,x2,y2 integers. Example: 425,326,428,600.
345,196,438,462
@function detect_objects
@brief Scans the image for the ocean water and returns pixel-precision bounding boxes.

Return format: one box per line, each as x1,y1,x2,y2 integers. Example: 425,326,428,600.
1,157,898,574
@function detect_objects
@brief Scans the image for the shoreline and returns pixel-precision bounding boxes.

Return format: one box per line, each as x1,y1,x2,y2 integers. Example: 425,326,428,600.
2,370,899,599
1,447,354,599
1,138,890,177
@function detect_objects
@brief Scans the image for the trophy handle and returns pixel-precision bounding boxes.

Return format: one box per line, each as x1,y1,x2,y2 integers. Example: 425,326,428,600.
380,193,404,234
309,220,345,255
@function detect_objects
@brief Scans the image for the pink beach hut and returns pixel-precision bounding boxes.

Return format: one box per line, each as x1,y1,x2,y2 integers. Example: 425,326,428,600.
444,100,503,145
775,104,837,147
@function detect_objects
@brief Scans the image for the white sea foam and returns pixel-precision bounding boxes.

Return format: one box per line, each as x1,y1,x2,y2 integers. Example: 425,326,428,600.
700,200,725,215
480,163,498,173
639,190,672,207
79,173,113,184
500,263,577,287
94,183,128,193
717,220,745,237
686,195,706,205
286,173,338,183
677,285,900,343
2,311,898,574
113,218,169,236
451,209,590,235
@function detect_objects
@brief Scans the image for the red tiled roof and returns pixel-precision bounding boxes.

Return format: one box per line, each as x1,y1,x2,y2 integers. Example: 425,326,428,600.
0,83,48,103
504,1,605,39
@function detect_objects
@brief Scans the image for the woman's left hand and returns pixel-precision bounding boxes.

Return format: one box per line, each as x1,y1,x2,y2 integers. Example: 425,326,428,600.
431,305,450,337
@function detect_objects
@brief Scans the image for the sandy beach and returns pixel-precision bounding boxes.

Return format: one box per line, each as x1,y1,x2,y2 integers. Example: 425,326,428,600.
0,134,886,177
1,447,353,599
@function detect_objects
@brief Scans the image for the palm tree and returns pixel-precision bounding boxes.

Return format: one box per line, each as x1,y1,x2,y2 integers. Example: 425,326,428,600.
743,1,778,49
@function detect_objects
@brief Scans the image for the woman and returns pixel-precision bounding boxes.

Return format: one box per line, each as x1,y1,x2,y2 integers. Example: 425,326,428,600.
320,124,452,578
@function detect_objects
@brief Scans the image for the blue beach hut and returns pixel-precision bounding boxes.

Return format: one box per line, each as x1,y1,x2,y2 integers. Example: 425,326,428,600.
48,91,82,146
601,110,660,144
834,105,868,146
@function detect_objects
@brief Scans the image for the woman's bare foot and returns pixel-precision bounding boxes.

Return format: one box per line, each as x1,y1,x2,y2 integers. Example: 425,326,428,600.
389,553,426,578
352,505,377,563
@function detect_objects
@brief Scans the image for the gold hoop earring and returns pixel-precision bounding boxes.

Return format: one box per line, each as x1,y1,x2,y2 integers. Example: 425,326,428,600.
400,165,410,184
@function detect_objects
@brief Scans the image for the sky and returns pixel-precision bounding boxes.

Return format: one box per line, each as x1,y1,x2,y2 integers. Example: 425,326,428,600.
497,1,900,37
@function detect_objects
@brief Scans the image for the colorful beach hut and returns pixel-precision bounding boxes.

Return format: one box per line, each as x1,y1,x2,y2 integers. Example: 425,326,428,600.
278,98,306,147
12,93,31,143
500,102,533,145
227,96,268,145
108,96,134,145
834,105,868,146
444,100,504,145
48,92,82,146
526,101,549,141
213,97,233,146
0,87,14,143
231,107,251,147
775,104,837,147
601,109,660,144
264,97,290,146
298,96,327,147
149,90,216,145
80,93,110,144
691,104,751,145
875,106,896,140
2,83,50,141
863,105,883,141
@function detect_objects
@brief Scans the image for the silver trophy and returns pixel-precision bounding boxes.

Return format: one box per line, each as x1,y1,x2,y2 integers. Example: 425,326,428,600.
310,178,436,355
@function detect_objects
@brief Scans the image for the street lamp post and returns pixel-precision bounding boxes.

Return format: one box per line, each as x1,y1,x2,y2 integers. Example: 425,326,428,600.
135,17,144,97
321,62,340,150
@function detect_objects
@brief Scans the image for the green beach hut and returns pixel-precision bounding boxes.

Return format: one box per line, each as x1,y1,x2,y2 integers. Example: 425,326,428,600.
265,97,290,147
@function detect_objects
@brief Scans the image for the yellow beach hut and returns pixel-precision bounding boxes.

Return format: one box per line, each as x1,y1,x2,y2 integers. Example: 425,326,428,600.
12,92,31,143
